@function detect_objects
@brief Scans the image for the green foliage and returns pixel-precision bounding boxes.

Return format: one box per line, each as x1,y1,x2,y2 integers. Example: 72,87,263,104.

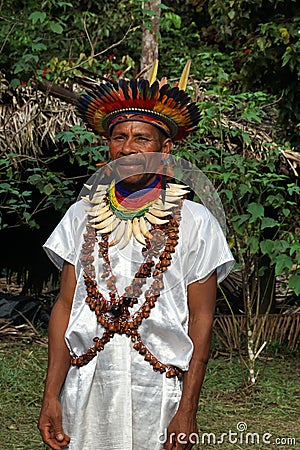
177,79,299,382
0,0,145,84
0,127,107,230
188,0,300,142
179,85,300,296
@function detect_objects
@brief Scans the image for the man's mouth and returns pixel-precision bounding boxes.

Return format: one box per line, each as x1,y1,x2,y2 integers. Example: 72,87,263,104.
116,159,145,176
117,159,145,167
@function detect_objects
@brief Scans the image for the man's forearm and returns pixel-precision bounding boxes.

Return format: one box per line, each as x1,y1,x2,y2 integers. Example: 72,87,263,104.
178,314,214,415
43,262,76,399
43,299,72,399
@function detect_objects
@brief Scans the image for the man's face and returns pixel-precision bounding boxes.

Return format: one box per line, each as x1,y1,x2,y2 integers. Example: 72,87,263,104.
108,121,172,190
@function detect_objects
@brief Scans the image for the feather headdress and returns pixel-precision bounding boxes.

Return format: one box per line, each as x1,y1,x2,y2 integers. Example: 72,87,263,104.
77,61,200,141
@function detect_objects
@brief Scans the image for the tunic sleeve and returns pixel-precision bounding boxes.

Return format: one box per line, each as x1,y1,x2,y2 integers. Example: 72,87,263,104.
43,201,86,271
182,201,235,285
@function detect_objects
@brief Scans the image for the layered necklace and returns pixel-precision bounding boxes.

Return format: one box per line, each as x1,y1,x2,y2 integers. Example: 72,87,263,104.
84,177,189,248
72,179,189,378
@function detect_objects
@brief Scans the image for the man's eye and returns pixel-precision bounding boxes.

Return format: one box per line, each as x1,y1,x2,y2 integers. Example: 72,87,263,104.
136,137,149,141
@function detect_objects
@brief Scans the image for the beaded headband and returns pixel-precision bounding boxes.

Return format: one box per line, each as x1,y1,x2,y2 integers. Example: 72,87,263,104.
77,60,200,141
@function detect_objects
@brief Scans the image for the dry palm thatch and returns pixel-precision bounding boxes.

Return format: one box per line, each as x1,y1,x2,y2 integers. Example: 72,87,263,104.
0,318,47,346
0,76,80,163
220,269,299,311
213,313,300,352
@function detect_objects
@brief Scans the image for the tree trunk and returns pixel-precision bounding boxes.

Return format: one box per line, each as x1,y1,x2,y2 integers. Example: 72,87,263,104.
140,1,161,76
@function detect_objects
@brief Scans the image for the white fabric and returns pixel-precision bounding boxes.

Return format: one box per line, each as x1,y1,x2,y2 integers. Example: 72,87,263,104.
43,199,234,450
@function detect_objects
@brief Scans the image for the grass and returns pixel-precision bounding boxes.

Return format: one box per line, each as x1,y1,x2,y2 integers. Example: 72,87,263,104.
197,356,300,449
0,341,299,450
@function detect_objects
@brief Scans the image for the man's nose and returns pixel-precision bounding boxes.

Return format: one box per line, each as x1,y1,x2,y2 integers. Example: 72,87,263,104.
120,137,137,155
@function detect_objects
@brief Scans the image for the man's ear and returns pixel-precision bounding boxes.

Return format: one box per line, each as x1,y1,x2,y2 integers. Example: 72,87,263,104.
162,138,173,155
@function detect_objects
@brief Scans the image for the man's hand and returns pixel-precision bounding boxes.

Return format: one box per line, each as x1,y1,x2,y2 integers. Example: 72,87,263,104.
38,397,70,450
163,410,198,450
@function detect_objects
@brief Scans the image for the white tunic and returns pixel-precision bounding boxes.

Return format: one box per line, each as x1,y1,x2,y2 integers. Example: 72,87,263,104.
44,199,234,450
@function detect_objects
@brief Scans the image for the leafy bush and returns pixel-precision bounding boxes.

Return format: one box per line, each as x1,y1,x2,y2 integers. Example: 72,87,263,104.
0,125,107,230
188,0,300,142
179,86,300,297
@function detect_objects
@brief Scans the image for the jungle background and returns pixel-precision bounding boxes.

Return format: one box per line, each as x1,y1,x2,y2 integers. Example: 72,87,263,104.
0,0,299,449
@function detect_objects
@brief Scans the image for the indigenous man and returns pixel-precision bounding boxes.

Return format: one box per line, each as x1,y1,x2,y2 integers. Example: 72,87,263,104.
38,63,234,450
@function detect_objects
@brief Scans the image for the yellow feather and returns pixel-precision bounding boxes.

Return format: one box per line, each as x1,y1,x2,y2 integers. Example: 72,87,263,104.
178,60,191,91
148,59,159,86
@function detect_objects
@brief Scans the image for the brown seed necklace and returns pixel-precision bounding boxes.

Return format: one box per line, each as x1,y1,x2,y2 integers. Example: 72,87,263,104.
71,200,184,379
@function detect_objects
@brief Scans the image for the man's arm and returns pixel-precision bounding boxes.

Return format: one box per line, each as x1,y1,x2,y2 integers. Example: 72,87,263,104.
38,261,76,450
164,272,217,450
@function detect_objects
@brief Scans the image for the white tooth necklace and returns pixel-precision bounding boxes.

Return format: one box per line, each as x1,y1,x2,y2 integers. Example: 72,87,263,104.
82,180,188,248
